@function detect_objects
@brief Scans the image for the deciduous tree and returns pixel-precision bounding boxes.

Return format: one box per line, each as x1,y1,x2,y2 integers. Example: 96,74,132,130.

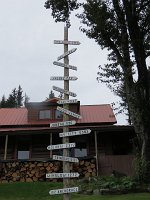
45,0,150,182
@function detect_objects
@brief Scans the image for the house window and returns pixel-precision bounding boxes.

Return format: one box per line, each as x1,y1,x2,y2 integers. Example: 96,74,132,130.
17,136,30,160
55,110,63,119
74,142,87,157
39,110,51,119
18,151,30,159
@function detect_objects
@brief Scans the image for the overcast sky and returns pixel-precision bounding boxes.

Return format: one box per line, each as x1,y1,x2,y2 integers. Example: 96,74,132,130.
0,1,127,124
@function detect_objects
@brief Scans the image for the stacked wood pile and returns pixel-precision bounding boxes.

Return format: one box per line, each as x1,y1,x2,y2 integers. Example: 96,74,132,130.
73,158,96,177
0,158,96,183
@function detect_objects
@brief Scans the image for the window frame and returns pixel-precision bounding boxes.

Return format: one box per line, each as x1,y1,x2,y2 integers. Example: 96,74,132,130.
39,110,51,120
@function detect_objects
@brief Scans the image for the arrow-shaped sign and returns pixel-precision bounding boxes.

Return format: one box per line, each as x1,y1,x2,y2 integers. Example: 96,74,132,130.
53,155,79,163
57,99,78,104
54,40,80,45
53,61,77,71
49,187,79,195
57,106,82,119
50,120,76,128
47,143,76,150
46,172,80,179
59,129,91,137
57,48,77,61
50,76,78,81
53,86,77,97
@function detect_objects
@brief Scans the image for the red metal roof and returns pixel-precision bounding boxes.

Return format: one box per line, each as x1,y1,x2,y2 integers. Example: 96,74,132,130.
0,108,28,125
79,105,116,124
0,104,116,126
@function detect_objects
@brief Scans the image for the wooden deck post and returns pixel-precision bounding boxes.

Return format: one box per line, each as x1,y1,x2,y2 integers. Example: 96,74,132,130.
94,131,99,176
50,133,53,158
4,135,8,160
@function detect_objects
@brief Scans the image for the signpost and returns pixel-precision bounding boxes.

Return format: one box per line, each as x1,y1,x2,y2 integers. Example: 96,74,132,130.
50,120,76,128
57,106,82,119
48,26,81,200
50,76,78,81
57,99,78,105
59,129,91,137
46,172,79,178
54,40,80,45
53,155,79,163
53,86,77,97
57,48,77,61
53,61,77,71
47,143,76,150
49,187,79,195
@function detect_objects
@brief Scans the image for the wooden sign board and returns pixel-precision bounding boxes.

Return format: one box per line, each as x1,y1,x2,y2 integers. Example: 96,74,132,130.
53,86,77,97
50,120,76,128
49,187,79,195
54,40,80,45
46,172,79,179
53,155,79,163
57,48,77,61
53,61,77,71
59,129,91,137
50,76,78,81
57,99,78,104
47,143,75,150
57,106,82,119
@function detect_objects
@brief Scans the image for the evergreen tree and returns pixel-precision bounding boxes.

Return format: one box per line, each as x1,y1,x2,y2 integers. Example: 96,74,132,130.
24,93,30,106
17,85,23,107
45,90,55,101
0,85,25,108
0,95,6,108
49,90,55,99
6,88,17,108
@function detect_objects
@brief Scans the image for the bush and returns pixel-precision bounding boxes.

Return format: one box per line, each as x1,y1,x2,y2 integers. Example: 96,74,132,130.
76,176,138,191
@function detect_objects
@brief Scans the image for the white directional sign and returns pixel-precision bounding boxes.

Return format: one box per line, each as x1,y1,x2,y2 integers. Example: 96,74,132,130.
53,155,79,163
50,120,76,128
57,106,82,119
49,187,79,195
47,143,75,150
54,40,80,45
57,48,77,61
50,76,78,81
46,172,79,179
53,61,77,71
57,99,78,105
53,86,77,97
59,129,91,138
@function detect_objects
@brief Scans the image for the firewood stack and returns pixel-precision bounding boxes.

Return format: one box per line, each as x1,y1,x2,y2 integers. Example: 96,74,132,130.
0,158,96,183
73,159,96,178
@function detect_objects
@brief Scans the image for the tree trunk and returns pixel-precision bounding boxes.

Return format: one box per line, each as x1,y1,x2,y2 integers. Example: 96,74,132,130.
126,83,150,182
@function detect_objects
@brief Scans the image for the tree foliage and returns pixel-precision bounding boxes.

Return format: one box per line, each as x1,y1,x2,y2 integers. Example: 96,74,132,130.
45,0,150,182
0,85,24,108
46,90,55,100
44,0,81,26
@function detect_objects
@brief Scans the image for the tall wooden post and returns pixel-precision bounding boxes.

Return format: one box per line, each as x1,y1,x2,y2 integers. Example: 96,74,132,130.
4,135,8,160
94,131,99,176
47,24,81,198
63,26,70,200
49,133,53,158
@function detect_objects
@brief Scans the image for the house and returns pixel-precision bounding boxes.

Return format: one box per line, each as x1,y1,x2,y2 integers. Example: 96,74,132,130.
0,98,135,183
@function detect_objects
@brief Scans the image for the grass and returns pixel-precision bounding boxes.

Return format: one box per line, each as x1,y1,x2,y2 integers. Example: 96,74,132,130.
0,182,150,200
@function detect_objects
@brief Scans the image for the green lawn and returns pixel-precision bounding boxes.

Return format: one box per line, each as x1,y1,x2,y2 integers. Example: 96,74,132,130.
0,182,150,200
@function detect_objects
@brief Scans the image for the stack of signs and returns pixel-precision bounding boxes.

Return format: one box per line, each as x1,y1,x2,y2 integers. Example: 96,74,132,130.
47,38,91,196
